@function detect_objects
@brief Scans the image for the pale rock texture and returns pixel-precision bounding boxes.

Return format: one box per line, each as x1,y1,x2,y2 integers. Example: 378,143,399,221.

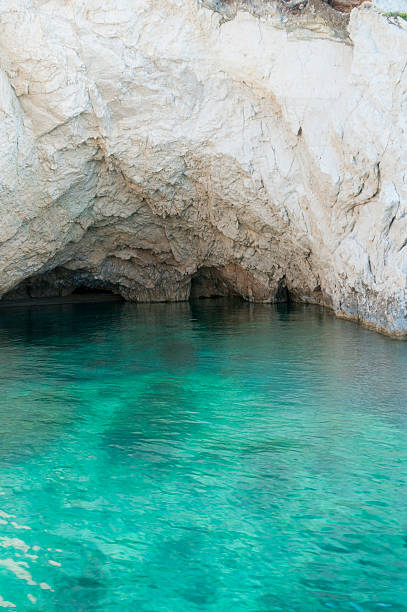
375,0,407,10
0,0,406,335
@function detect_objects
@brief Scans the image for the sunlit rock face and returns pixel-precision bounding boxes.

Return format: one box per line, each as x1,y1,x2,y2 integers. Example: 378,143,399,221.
0,0,406,335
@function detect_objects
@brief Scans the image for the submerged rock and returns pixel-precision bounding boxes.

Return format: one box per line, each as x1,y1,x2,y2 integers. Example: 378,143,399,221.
0,0,406,336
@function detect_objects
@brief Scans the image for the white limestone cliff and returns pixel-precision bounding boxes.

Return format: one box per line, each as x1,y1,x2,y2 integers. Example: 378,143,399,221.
0,0,406,336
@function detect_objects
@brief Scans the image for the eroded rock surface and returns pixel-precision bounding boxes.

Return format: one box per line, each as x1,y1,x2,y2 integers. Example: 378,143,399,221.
329,0,363,12
0,0,406,335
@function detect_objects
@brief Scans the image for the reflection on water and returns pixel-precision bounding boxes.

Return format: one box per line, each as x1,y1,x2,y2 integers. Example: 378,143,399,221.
0,299,406,611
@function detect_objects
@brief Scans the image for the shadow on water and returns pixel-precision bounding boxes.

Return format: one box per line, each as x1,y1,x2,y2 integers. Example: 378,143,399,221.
52,543,107,612
0,301,125,344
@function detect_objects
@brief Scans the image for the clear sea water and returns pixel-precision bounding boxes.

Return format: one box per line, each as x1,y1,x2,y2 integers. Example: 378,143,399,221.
0,299,406,612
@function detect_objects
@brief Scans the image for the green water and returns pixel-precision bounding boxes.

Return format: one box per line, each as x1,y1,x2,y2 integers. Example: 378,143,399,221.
0,300,406,611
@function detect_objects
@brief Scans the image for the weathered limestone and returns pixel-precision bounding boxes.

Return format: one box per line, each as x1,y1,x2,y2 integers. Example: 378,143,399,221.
0,0,406,336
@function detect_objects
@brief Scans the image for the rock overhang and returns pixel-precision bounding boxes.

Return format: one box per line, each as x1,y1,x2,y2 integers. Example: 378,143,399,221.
0,0,405,336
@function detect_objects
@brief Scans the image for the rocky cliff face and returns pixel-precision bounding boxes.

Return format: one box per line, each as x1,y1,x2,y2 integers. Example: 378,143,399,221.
0,0,406,336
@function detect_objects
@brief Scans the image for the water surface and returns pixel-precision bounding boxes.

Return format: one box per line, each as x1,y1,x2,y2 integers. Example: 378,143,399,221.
0,300,406,611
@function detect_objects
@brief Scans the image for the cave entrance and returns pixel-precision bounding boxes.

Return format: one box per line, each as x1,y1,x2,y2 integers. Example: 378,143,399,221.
71,286,123,300
190,266,292,304
0,269,123,306
190,267,236,300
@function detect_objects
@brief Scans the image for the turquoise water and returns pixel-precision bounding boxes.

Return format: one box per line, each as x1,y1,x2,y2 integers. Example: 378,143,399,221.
0,299,406,611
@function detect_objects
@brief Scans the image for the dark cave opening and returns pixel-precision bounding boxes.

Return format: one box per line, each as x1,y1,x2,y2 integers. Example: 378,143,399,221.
0,269,123,306
274,277,291,304
190,267,292,304
1,266,293,307
190,267,234,300
71,285,122,299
